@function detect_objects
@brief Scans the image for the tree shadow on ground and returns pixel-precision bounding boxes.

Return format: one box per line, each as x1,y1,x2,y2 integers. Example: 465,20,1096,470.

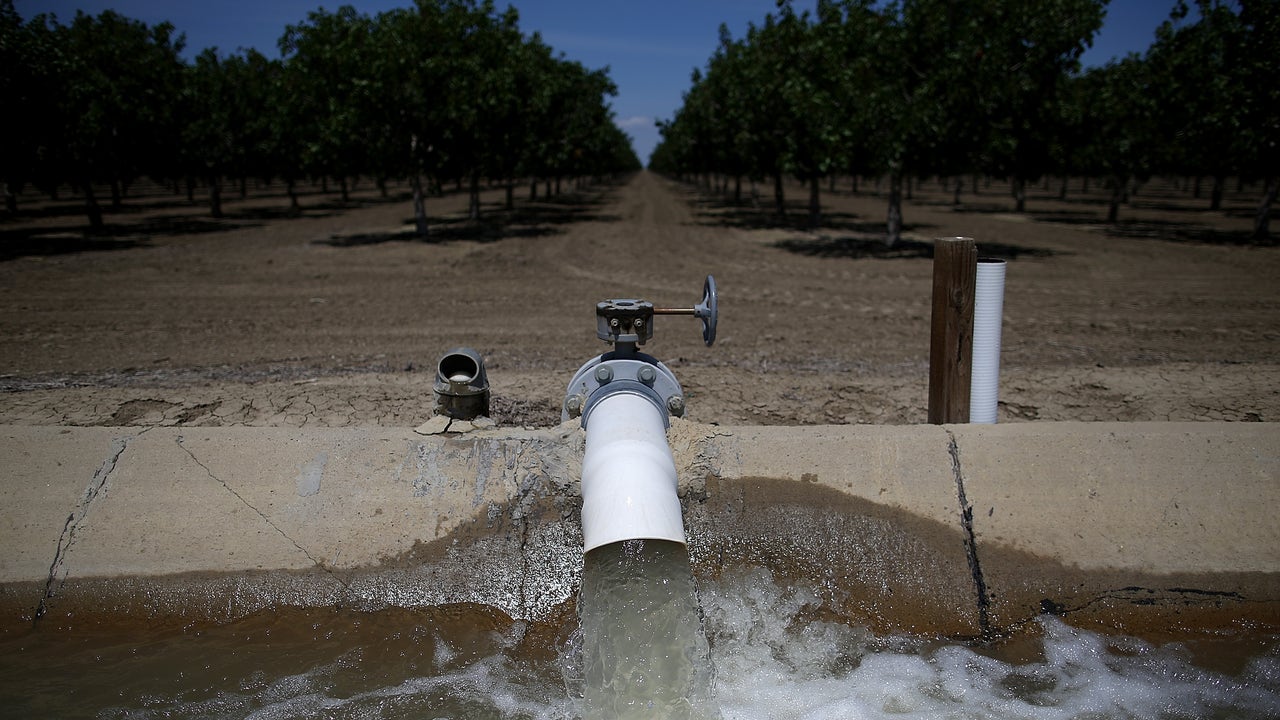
691,197,940,237
0,214,265,261
1104,219,1275,247
2,185,409,231
317,193,621,248
1046,215,1275,247
772,234,1055,260
224,206,338,221
0,229,151,262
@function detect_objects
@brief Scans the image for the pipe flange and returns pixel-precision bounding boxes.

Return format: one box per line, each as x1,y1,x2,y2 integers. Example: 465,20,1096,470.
563,356,685,425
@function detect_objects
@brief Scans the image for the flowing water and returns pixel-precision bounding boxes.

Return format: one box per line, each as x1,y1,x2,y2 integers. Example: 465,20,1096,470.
2,556,1278,719
568,540,718,720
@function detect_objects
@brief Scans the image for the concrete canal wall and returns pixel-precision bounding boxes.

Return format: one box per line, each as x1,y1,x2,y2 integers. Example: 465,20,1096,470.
1,421,1276,638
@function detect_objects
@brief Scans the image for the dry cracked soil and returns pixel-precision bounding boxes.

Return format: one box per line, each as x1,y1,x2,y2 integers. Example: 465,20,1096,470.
2,171,1277,429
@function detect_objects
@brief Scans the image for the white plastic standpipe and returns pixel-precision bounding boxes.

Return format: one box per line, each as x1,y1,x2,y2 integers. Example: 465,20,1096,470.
969,258,1007,424
580,392,686,553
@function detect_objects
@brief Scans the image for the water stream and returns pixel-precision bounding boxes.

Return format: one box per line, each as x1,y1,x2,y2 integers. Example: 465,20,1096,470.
2,560,1278,719
568,540,718,720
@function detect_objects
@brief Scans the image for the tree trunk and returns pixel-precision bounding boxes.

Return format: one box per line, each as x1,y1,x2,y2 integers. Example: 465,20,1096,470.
209,176,223,219
1193,175,1202,199
82,181,104,231
850,175,858,194
886,165,904,247
772,171,785,217
1107,175,1125,223
1082,176,1090,194
1059,175,1069,200
953,176,963,205
530,179,538,201
377,176,388,198
555,176,561,195
287,178,300,215
3,182,16,213
545,178,552,197
1013,175,1027,212
469,172,481,221
186,176,196,204
1255,176,1277,241
110,179,122,209
411,173,429,239
1210,174,1225,211
339,176,350,203
734,175,742,204
239,176,248,200
808,175,821,230
505,179,515,211
906,175,914,201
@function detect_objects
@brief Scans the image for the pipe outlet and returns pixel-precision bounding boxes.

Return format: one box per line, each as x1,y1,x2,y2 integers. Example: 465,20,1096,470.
580,391,686,552
433,347,490,420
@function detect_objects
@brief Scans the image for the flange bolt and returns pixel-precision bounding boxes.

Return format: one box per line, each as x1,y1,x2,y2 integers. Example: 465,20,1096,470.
595,365,614,383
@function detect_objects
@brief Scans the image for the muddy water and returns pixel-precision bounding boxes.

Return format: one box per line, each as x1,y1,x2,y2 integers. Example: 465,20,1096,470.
2,565,1279,719
0,603,573,719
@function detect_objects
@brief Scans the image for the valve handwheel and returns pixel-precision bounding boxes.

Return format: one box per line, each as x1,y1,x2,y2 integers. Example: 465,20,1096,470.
695,274,717,346
652,274,718,347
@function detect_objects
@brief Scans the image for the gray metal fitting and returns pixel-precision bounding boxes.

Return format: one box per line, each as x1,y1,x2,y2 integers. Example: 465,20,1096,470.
433,347,490,420
563,355,686,426
565,394,583,416
667,395,686,416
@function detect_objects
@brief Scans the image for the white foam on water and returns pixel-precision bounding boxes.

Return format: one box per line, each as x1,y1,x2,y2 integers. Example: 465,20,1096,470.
702,566,1280,720
87,564,1280,720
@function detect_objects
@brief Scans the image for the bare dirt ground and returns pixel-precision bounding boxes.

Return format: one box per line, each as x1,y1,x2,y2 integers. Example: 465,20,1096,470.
1,172,1277,428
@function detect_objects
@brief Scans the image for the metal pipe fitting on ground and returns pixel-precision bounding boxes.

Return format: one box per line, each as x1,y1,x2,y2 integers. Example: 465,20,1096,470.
433,347,490,420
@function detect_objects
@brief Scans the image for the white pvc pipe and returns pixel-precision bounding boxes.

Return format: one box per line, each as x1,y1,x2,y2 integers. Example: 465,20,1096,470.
969,258,1007,424
580,392,686,553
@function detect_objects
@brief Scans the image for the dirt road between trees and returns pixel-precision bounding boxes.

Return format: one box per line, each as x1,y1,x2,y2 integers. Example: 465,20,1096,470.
2,171,1277,428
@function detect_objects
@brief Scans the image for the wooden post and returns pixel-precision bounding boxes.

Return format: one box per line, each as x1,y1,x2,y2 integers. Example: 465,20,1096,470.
928,237,977,424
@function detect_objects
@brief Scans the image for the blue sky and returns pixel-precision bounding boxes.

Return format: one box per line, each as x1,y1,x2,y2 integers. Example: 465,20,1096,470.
16,0,1183,164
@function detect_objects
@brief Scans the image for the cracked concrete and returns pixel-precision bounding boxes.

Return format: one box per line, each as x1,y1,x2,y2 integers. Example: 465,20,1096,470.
174,435,347,592
944,429,992,639
36,432,140,618
1,421,1277,639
